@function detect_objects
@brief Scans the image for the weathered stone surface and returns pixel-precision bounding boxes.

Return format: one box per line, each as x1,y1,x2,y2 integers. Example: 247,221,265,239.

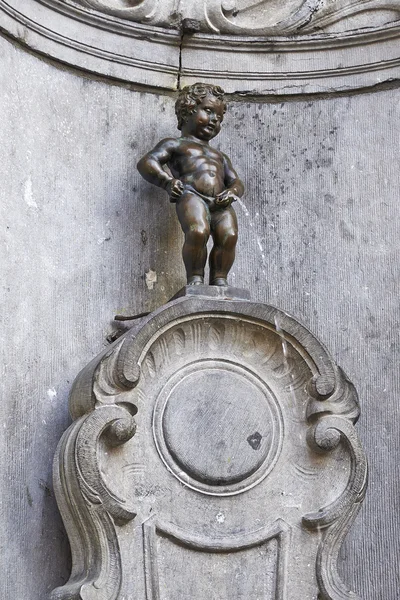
0,32,399,600
51,289,366,600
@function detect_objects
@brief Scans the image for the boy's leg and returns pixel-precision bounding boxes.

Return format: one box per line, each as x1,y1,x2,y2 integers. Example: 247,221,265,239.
209,206,238,285
175,191,211,284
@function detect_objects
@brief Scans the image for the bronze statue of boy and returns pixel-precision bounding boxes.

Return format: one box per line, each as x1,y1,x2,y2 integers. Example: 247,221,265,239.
137,83,244,286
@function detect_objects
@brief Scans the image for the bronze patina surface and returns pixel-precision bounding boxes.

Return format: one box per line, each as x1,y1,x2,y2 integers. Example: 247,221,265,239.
137,83,244,286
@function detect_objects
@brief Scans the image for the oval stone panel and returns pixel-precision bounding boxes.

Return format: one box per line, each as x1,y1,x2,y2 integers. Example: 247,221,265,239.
153,361,282,495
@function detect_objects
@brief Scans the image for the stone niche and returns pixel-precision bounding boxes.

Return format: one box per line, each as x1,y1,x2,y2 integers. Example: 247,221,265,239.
50,287,367,600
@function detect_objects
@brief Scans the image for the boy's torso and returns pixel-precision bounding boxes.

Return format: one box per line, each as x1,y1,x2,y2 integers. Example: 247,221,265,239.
169,137,226,197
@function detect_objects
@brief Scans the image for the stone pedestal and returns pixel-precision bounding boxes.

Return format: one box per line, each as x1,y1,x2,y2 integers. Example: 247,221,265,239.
51,288,367,600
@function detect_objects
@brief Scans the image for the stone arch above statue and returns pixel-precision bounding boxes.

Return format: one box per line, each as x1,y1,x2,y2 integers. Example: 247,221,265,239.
0,0,399,92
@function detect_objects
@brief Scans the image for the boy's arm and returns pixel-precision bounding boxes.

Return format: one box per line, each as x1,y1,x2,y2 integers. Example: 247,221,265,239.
223,153,244,198
215,154,244,207
137,138,183,197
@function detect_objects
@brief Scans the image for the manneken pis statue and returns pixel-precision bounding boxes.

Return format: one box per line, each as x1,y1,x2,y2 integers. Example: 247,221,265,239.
137,83,244,286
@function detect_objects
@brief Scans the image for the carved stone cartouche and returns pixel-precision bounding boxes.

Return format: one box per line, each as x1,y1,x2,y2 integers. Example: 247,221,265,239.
50,286,367,600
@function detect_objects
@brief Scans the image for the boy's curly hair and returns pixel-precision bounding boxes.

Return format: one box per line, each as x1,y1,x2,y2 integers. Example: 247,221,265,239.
175,83,226,130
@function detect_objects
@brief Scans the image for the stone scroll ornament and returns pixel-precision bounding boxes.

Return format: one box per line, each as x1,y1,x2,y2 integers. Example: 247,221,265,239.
74,0,400,34
50,283,367,600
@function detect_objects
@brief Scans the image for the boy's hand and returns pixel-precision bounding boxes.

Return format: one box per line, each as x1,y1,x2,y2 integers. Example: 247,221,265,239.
215,189,239,208
166,178,184,201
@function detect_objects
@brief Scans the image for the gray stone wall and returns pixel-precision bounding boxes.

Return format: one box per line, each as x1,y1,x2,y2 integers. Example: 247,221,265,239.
0,33,399,598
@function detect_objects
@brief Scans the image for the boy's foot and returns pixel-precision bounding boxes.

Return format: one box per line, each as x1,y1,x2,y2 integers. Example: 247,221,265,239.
187,275,204,286
210,277,228,286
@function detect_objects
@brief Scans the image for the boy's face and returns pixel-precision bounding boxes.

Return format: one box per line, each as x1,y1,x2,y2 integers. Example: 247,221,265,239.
184,95,225,141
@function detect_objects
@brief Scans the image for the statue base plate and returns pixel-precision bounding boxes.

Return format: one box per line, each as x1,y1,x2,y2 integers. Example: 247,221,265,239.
170,284,251,301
